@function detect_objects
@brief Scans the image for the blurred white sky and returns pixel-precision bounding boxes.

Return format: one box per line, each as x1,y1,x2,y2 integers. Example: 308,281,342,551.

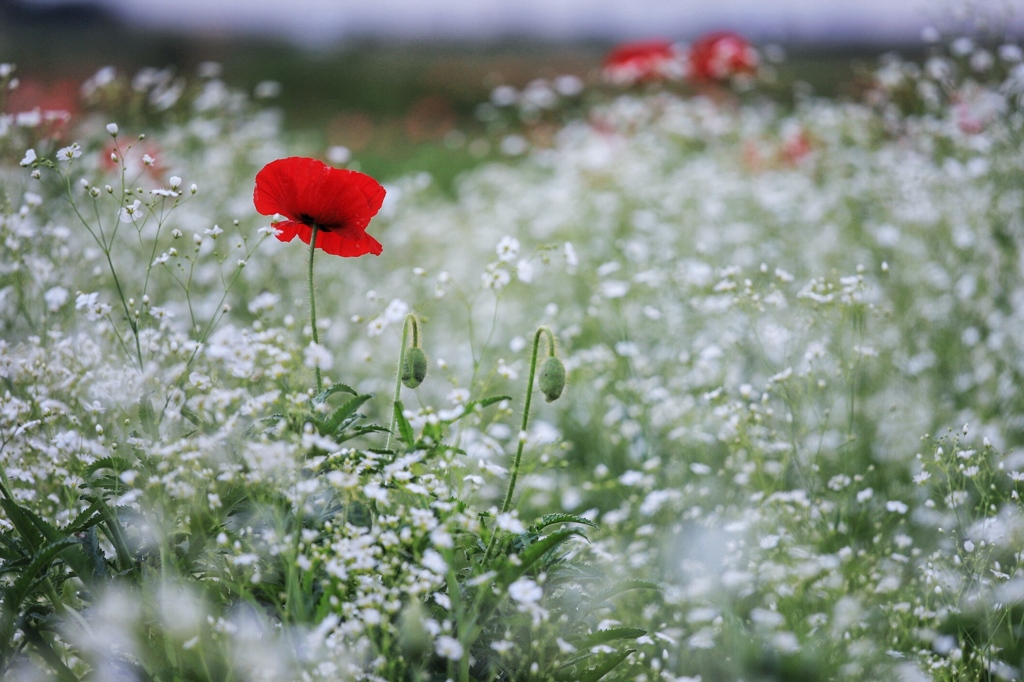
96,0,1022,45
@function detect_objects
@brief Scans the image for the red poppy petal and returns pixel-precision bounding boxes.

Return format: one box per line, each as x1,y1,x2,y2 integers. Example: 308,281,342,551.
253,157,386,258
272,220,301,243
307,168,385,231
291,222,314,246
350,171,387,214
315,227,383,257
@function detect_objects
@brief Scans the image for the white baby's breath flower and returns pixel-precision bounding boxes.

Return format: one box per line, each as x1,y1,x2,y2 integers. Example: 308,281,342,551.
19,148,36,166
495,235,520,262
447,388,470,405
516,259,534,283
508,577,542,605
435,635,463,661
44,286,68,312
495,512,525,533
482,266,512,291
247,291,280,314
304,342,334,371
56,143,82,162
564,241,578,269
106,122,119,136
420,549,448,575
326,145,351,164
496,360,518,380
383,298,410,323
885,500,908,514
119,200,143,223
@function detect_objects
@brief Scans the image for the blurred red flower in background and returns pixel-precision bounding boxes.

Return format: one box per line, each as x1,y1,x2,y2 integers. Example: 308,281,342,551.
687,31,759,83
254,157,385,257
5,77,78,138
602,40,684,85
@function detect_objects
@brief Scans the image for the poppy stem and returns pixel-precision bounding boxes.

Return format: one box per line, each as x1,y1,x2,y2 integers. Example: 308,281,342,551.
308,223,323,394
483,326,554,564
386,313,417,451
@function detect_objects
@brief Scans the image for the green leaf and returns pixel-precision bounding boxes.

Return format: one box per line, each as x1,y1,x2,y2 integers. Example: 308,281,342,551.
85,456,135,478
81,494,134,571
21,507,62,546
21,623,80,682
180,404,201,427
317,394,371,436
503,527,585,583
531,513,599,533
312,383,358,405
472,395,512,410
575,627,646,649
587,579,661,609
0,537,78,648
138,393,158,439
580,648,636,682
394,400,415,448
335,424,390,445
0,497,45,552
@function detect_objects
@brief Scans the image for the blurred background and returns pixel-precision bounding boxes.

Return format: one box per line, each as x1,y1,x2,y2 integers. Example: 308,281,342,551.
2,0,1021,181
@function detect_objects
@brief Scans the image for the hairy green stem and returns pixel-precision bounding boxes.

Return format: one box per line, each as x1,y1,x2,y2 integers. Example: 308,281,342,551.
308,223,322,393
387,314,419,450
484,326,554,563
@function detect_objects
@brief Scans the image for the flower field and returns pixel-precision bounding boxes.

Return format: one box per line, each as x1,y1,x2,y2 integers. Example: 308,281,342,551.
2,30,1024,682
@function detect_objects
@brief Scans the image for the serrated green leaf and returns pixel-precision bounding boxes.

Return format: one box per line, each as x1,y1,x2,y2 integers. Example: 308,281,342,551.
503,527,584,583
81,494,134,570
317,394,371,436
85,456,135,478
575,627,647,649
21,507,62,546
0,496,44,552
20,622,80,682
394,400,415,448
138,393,158,439
335,424,390,445
580,648,636,682
180,404,201,426
587,579,661,609
465,395,512,414
312,383,358,405
531,513,599,533
0,537,78,648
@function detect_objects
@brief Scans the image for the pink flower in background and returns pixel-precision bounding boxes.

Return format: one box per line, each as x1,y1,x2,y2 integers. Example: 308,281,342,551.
687,31,759,83
952,85,1006,135
602,40,685,85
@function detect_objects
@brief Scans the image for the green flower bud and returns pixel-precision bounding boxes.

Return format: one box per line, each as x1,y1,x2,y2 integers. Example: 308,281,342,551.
401,347,428,389
538,356,566,402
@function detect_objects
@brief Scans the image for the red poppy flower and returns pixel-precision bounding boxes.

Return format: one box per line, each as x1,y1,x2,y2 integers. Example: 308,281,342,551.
602,40,684,85
687,31,759,83
254,157,385,257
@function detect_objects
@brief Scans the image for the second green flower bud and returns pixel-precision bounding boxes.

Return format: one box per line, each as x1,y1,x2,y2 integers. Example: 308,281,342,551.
401,347,428,389
538,356,566,402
